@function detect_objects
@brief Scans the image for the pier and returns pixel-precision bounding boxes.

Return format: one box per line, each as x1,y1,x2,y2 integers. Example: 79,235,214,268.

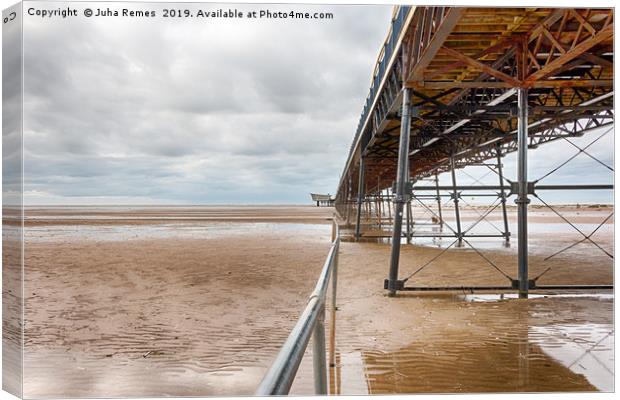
333,6,613,298
257,6,614,395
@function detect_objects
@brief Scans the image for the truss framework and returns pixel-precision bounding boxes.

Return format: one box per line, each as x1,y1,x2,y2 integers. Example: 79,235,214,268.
334,6,614,297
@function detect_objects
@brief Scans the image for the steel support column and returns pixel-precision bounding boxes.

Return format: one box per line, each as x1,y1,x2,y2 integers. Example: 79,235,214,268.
377,177,382,229
386,188,392,222
406,200,412,244
355,157,365,241
496,146,510,244
450,157,463,246
516,87,530,299
387,88,413,295
346,176,353,226
435,173,443,228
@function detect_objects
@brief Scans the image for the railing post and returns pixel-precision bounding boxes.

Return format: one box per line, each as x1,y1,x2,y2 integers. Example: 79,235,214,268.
312,306,327,395
255,224,340,396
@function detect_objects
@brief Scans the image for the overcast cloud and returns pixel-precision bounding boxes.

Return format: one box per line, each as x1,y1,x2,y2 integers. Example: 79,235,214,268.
22,2,393,204
20,2,614,205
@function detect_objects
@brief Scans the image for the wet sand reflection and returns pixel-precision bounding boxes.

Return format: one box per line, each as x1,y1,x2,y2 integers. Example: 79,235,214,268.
19,206,613,396
330,294,612,394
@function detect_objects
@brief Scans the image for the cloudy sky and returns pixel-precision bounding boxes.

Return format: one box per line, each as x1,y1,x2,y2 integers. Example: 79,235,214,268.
22,1,393,204
20,1,613,205
445,125,614,205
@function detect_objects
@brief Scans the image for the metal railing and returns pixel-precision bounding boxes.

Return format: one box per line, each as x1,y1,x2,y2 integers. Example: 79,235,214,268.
256,219,340,396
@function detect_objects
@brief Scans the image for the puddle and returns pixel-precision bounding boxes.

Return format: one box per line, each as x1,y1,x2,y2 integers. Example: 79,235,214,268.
531,323,614,392
331,294,613,394
460,293,614,302
24,222,331,243
334,351,368,395
339,222,613,260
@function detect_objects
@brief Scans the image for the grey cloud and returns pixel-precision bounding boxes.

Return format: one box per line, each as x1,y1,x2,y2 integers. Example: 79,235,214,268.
22,3,611,205
22,3,393,205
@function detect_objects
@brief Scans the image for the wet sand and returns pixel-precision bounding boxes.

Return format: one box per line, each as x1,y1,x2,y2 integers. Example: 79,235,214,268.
10,205,614,396
328,205,613,393
20,207,333,397
20,205,335,225
329,243,613,394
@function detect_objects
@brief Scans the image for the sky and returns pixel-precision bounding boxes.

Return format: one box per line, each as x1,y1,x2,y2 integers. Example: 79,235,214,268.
441,124,614,205
16,1,614,205
21,2,393,205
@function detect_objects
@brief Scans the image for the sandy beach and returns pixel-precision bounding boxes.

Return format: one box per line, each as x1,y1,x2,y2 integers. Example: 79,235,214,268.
7,205,614,396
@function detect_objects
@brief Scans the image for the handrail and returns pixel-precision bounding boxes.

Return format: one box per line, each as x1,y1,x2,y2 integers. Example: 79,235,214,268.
256,219,340,396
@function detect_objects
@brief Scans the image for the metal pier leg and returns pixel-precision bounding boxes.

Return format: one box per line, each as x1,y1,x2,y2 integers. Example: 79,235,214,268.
379,192,382,220
516,87,530,299
435,173,444,229
376,178,381,229
387,88,413,296
405,133,412,244
409,200,414,242
406,199,412,244
355,157,365,241
372,202,375,223
312,306,327,394
346,176,352,226
450,157,463,246
387,189,392,223
496,146,510,245
377,197,382,229
371,198,376,226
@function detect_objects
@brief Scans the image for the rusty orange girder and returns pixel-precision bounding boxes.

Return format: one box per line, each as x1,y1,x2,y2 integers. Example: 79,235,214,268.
335,7,613,208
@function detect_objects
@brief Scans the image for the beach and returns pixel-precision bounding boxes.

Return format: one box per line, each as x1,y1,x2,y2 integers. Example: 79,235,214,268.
9,205,614,396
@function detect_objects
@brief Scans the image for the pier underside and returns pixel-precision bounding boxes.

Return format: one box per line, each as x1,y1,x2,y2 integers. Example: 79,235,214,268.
335,6,614,297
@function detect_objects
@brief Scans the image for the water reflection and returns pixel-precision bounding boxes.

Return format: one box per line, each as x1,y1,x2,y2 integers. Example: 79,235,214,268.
329,351,368,395
330,295,612,394
24,222,331,243
460,293,614,302
531,324,614,392
339,221,612,252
